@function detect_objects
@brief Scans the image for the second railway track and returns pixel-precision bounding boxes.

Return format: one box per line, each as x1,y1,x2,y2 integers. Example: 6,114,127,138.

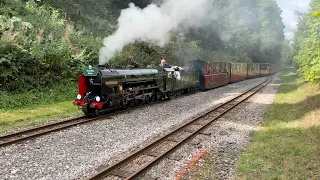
86,77,272,180
0,116,97,147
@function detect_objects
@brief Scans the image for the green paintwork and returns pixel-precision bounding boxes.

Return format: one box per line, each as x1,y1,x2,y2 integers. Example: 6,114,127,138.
83,66,99,76
175,70,199,88
90,65,199,95
83,67,99,76
153,66,199,92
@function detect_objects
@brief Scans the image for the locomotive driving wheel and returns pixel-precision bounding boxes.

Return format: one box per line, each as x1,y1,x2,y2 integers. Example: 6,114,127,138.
143,86,152,104
144,95,151,104
151,90,163,102
134,97,144,106
156,92,163,101
94,109,102,117
83,105,99,117
175,90,182,96
121,95,133,109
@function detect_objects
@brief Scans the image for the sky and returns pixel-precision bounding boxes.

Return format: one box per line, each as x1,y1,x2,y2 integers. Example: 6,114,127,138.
276,0,311,39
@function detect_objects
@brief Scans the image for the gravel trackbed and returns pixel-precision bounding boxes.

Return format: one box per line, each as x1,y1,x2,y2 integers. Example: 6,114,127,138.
0,76,273,180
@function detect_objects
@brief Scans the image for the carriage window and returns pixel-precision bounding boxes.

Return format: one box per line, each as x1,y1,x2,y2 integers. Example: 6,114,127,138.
219,63,225,73
215,64,219,74
210,63,217,74
209,63,213,74
206,63,211,75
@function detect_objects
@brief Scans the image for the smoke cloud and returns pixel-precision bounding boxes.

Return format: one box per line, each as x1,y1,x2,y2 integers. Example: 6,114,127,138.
99,0,212,65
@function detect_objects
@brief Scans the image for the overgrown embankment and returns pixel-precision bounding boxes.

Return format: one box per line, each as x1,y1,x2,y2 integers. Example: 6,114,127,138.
236,68,320,179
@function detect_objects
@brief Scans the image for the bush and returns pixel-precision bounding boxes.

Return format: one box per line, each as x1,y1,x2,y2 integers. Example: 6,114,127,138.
0,0,101,92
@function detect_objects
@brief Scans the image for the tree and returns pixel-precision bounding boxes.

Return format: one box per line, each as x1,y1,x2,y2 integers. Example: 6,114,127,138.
293,0,320,83
281,40,294,66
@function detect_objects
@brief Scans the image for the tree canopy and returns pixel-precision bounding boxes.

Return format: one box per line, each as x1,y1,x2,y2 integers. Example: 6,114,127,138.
291,0,320,83
0,0,285,92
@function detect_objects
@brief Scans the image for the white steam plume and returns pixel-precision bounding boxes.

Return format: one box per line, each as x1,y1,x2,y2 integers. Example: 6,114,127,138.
99,0,212,65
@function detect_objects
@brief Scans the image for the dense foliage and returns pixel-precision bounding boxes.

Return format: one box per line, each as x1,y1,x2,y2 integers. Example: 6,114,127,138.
291,0,320,83
0,0,101,92
0,0,285,106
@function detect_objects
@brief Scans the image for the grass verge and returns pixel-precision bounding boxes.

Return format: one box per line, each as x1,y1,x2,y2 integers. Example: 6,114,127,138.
0,101,82,134
235,68,320,179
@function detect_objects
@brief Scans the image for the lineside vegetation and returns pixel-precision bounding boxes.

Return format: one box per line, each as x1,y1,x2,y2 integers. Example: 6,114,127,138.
283,0,320,83
235,68,320,179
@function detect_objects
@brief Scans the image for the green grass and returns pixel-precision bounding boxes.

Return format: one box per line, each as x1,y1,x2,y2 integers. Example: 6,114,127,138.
235,68,320,179
0,82,77,109
0,83,82,134
0,101,82,134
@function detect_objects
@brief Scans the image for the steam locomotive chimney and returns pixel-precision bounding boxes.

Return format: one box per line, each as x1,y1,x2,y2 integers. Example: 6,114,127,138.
98,65,106,70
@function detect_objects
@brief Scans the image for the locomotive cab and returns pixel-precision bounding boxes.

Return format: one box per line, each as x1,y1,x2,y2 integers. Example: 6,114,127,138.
162,68,175,91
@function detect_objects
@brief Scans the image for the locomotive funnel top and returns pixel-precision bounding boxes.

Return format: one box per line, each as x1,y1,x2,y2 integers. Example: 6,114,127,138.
98,65,106,70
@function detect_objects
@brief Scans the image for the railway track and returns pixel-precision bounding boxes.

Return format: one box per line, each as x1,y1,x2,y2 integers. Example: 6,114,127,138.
0,92,180,148
0,116,97,147
86,77,272,180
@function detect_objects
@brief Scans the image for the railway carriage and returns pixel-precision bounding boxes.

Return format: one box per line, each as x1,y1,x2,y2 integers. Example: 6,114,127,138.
184,60,231,90
204,62,231,89
247,63,260,78
231,63,248,82
259,63,271,76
